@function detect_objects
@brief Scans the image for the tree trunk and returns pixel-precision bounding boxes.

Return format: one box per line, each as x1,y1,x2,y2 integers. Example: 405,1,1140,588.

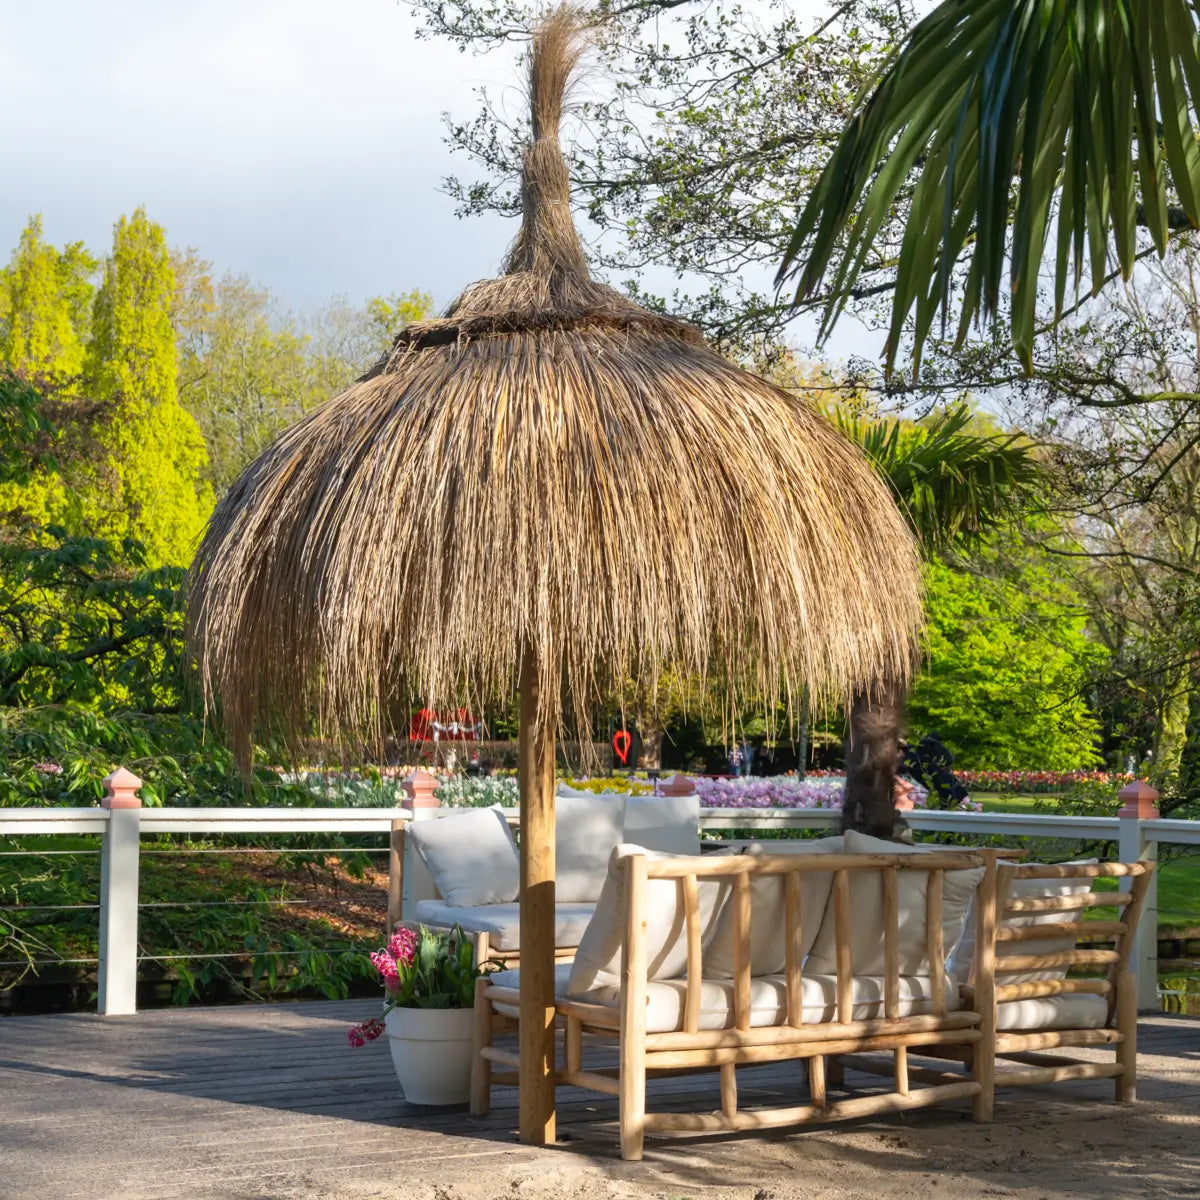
1153,667,1191,783
840,678,905,838
638,721,665,771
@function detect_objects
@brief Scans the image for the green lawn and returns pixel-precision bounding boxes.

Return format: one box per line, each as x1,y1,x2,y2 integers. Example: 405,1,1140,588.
971,792,1200,929
972,791,1045,813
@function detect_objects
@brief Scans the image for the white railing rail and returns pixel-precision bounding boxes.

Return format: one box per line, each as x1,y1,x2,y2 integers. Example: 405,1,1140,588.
0,770,1185,1014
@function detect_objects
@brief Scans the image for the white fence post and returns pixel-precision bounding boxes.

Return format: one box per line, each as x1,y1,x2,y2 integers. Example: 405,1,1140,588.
97,767,142,1016
1117,780,1160,1011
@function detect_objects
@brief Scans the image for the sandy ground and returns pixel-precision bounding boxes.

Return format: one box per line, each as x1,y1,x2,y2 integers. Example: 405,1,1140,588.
4,1003,1199,1200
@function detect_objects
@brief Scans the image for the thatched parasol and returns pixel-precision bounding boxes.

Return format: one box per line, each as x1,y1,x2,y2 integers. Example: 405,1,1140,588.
187,8,923,1144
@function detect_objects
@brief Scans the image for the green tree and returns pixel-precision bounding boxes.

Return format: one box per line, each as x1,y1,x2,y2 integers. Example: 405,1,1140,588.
907,552,1103,770
0,219,97,531
83,209,211,565
0,215,94,384
172,253,433,492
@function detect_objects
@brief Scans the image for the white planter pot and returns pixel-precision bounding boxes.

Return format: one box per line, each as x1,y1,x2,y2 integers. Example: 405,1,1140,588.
384,1005,476,1105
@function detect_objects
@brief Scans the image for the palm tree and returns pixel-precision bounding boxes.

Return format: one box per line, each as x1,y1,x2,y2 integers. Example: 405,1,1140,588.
779,0,1200,374
834,405,1043,835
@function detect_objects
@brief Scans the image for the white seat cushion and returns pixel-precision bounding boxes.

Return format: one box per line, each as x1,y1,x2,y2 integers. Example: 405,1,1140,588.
413,900,596,951
704,836,844,977
995,993,1108,1031
555,792,626,903
408,807,519,907
807,831,983,977
624,793,701,855
566,844,729,995
493,966,959,1034
487,964,574,1017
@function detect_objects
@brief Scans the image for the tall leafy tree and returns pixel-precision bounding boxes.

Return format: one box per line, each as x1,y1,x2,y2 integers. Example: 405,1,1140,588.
0,218,97,531
908,550,1104,771
0,215,94,384
83,209,211,565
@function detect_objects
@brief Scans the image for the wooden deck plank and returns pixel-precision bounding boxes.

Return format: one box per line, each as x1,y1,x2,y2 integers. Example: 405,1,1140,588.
3,1002,1200,1199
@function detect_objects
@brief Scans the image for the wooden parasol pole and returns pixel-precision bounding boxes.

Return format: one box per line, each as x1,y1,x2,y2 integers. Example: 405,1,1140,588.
518,644,557,1144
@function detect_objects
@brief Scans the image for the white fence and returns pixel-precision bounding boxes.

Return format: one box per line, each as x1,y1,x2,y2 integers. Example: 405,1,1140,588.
1,780,1192,1015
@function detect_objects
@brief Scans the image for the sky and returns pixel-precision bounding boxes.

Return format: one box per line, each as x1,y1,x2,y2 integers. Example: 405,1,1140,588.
0,0,519,311
0,0,877,357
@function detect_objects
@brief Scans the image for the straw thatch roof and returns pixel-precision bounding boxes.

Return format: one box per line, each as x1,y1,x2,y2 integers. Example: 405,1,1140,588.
186,8,922,762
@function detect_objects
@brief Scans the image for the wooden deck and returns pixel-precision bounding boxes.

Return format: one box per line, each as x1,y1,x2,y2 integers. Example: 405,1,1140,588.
3,1001,1200,1200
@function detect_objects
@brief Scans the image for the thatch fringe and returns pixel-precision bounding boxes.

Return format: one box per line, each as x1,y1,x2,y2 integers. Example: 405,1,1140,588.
185,5,923,767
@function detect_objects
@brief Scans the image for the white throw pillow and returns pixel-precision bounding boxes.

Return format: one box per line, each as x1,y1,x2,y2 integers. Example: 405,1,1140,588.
806,830,984,977
566,843,729,994
555,792,627,903
704,836,843,977
624,792,701,855
947,861,1097,984
408,807,519,907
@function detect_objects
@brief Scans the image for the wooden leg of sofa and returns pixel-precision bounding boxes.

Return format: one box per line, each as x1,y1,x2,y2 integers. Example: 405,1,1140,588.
471,977,493,1116
826,1055,844,1087
1116,969,1137,1102
808,1054,827,1108
619,1033,646,1161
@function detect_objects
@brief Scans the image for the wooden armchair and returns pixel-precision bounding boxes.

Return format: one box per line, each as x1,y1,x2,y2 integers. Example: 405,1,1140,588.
962,857,1155,1107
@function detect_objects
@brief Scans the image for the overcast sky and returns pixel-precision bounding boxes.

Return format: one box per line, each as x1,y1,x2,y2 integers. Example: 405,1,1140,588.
0,0,523,312
0,0,878,358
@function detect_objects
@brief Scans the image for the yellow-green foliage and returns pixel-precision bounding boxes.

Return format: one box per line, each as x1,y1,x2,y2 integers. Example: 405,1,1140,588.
0,216,90,383
81,209,212,565
0,217,96,532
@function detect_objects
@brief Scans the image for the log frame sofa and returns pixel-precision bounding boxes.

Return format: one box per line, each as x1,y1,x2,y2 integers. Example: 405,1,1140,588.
473,844,991,1160
470,843,1155,1160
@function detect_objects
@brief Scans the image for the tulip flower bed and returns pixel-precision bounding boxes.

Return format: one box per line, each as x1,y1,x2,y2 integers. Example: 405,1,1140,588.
689,773,985,811
955,769,1133,795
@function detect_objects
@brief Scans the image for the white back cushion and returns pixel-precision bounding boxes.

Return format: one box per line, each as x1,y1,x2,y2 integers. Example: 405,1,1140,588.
947,861,1097,984
408,807,519,907
624,792,701,855
704,836,843,977
555,792,627,902
556,784,701,855
806,830,983,976
566,844,728,994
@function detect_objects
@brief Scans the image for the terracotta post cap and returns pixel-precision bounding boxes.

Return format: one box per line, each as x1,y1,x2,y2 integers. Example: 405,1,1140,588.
402,768,441,809
660,773,696,797
102,766,143,809
1117,779,1160,820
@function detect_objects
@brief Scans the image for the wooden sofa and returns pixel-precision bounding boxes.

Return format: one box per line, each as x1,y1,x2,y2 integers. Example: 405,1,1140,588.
473,839,991,1159
471,839,1155,1159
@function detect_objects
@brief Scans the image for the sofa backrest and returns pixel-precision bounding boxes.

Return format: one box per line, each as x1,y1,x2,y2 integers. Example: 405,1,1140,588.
571,844,986,1035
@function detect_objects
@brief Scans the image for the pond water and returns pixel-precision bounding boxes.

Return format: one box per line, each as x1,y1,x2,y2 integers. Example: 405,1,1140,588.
1158,971,1200,1015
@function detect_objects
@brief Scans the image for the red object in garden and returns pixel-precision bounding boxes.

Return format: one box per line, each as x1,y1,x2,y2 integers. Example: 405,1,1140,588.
409,708,480,741
612,729,632,765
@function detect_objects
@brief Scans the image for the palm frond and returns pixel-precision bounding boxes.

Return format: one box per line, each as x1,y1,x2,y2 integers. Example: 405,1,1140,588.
779,0,1200,373
830,405,1043,554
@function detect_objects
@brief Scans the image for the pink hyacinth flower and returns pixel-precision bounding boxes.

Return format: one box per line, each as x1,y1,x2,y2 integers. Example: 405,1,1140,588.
387,927,418,967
